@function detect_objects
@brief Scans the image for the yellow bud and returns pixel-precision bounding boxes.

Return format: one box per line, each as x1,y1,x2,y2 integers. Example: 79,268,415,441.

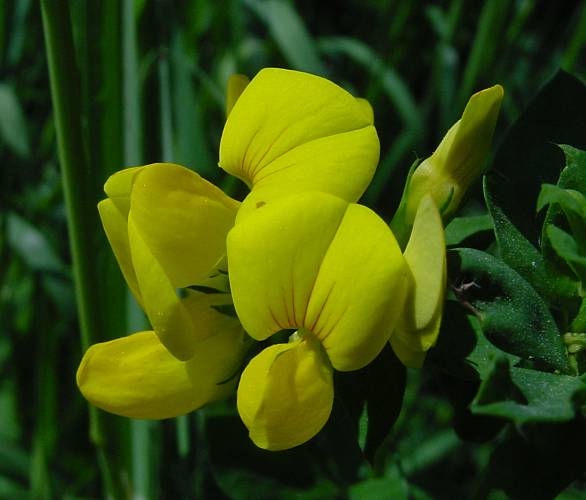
392,85,503,247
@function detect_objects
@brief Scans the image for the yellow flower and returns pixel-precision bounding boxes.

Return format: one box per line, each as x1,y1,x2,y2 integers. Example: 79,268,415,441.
77,68,381,421
78,163,248,418
228,192,409,450
392,85,504,245
390,194,446,368
98,163,240,360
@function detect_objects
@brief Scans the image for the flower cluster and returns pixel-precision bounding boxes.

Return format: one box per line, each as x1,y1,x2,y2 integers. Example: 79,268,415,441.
77,68,503,450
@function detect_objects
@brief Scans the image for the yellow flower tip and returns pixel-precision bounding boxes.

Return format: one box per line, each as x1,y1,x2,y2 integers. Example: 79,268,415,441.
103,165,144,216
97,198,144,307
400,84,504,228
389,332,426,369
472,83,504,103
237,338,334,451
355,97,375,124
226,73,250,117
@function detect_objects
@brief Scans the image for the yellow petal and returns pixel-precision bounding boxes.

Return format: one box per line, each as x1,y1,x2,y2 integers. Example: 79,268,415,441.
436,85,504,183
236,126,379,221
390,195,447,368
404,194,446,329
103,166,144,216
77,326,247,419
219,68,378,204
130,163,239,289
182,290,240,338
97,199,143,307
227,192,348,340
237,335,333,450
391,306,443,369
306,203,409,371
128,216,196,360
226,74,250,117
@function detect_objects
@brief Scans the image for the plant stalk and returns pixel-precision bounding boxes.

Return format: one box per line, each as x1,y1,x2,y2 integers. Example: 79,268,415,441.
40,1,127,498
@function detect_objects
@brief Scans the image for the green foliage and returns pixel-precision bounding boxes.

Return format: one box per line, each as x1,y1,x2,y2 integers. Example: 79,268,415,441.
473,358,586,423
0,84,30,158
485,177,578,303
484,71,586,244
450,247,569,372
432,73,586,499
444,213,493,247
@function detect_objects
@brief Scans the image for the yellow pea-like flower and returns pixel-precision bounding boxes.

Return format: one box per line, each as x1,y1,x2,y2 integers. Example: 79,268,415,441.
78,68,381,422
228,192,409,450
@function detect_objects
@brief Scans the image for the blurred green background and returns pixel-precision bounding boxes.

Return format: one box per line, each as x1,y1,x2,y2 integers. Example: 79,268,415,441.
1,0,585,498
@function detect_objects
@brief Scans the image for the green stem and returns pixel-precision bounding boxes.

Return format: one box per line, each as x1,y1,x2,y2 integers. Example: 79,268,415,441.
40,0,96,351
40,1,126,498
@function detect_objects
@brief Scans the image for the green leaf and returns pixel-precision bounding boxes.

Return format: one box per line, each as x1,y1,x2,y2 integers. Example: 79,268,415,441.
484,177,578,303
244,0,326,75
361,346,406,465
349,465,408,500
450,248,570,372
472,357,586,423
398,428,461,477
556,144,586,195
6,213,65,273
431,302,521,382
0,83,30,157
0,439,29,479
171,34,215,178
334,345,406,467
207,412,340,499
540,146,586,282
430,302,512,442
485,71,586,245
481,422,586,500
444,214,493,246
538,183,586,250
0,476,29,500
318,36,421,131
537,184,586,218
546,224,586,285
